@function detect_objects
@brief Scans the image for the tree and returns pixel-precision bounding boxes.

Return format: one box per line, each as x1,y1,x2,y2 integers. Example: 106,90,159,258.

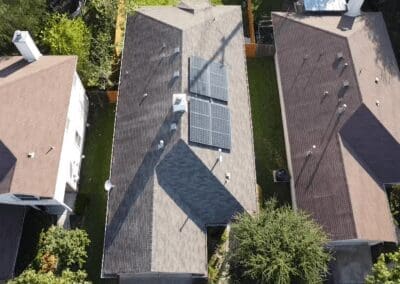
228,199,331,284
41,13,92,85
366,248,400,283
8,268,89,284
34,226,90,272
0,0,48,54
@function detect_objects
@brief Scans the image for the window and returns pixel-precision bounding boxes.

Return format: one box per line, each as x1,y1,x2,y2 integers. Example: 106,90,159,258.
75,131,82,147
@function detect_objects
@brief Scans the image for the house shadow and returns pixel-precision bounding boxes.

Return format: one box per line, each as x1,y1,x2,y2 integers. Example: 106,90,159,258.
0,58,28,78
156,139,244,228
339,104,400,187
0,140,16,194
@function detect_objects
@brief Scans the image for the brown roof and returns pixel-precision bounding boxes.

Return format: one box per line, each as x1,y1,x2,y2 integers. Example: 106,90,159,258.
0,56,77,198
273,12,400,242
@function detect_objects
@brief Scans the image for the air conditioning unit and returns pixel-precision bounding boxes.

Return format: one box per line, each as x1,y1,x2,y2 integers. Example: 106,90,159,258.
172,93,187,113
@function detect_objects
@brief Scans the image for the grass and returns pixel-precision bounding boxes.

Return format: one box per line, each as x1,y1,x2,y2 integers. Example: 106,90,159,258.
247,57,291,205
75,95,116,284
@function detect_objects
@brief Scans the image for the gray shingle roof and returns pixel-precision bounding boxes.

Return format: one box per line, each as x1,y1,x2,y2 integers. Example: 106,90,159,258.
0,204,26,280
273,12,400,242
103,5,257,277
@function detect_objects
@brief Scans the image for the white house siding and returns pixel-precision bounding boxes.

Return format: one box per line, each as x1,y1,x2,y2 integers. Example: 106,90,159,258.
53,72,88,203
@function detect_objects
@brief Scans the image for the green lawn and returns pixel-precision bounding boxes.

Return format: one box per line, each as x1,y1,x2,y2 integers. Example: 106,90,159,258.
75,96,116,284
247,57,291,205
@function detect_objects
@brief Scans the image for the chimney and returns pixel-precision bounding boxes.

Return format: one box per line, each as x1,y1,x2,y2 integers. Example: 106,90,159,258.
346,0,365,17
12,30,42,62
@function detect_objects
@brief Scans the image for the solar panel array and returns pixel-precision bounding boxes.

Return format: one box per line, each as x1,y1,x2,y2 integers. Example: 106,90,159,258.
189,97,231,150
189,56,228,102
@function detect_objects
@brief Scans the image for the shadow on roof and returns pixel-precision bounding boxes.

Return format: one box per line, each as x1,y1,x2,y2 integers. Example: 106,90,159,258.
0,58,28,78
156,140,244,229
340,104,400,185
0,140,16,194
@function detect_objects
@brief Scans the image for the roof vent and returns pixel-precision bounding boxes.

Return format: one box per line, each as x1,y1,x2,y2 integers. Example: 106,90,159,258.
173,70,180,79
294,1,305,14
173,93,187,113
170,123,177,131
12,30,42,62
323,91,329,96
336,52,344,60
174,47,180,54
375,100,380,106
338,104,348,114
27,152,35,159
342,80,350,88
104,180,114,192
177,0,211,14
157,140,165,150
346,0,364,17
344,62,349,68
375,77,379,84
218,148,223,163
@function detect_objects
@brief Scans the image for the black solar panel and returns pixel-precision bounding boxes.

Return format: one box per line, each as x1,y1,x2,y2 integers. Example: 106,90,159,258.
189,56,228,102
189,98,231,150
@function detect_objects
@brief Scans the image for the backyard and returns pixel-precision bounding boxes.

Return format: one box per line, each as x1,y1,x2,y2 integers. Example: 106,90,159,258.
74,95,116,284
247,57,291,205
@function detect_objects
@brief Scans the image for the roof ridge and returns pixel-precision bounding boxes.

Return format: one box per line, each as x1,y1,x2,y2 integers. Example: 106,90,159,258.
0,56,77,90
273,13,350,40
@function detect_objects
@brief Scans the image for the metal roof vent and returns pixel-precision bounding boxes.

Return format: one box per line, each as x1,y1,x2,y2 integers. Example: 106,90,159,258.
294,1,305,14
172,93,187,113
346,0,364,17
336,52,344,60
375,77,380,84
27,152,35,159
343,80,350,88
104,180,114,192
157,140,164,150
323,91,329,96
170,123,177,131
174,47,180,54
338,104,348,114
12,30,42,62
173,70,180,79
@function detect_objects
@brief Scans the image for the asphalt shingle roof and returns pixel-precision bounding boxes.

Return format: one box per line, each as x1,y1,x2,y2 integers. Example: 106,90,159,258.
103,4,257,277
273,12,400,243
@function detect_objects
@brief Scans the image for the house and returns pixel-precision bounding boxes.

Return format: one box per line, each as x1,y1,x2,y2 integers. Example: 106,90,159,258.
102,1,257,282
272,6,400,283
0,31,88,280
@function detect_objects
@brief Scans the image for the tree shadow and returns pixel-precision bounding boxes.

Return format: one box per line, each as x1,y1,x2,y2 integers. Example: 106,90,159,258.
362,13,400,80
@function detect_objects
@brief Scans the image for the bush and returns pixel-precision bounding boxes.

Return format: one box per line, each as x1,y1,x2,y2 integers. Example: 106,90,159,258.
229,199,331,284
34,226,90,272
366,247,400,283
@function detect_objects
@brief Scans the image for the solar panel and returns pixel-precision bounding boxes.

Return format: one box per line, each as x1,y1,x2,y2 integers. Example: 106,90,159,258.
189,98,231,150
189,56,228,102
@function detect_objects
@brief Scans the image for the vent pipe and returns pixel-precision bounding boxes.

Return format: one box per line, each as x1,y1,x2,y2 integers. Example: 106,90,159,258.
12,30,42,62
346,0,365,17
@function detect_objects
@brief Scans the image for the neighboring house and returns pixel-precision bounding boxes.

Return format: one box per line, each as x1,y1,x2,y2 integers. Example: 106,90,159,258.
0,31,88,280
273,4,400,283
102,1,257,282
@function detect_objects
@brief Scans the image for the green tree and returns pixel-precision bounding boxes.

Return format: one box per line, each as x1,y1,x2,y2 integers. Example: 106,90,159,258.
41,14,92,85
366,248,400,283
0,0,48,54
8,268,89,284
229,199,331,284
34,226,90,272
